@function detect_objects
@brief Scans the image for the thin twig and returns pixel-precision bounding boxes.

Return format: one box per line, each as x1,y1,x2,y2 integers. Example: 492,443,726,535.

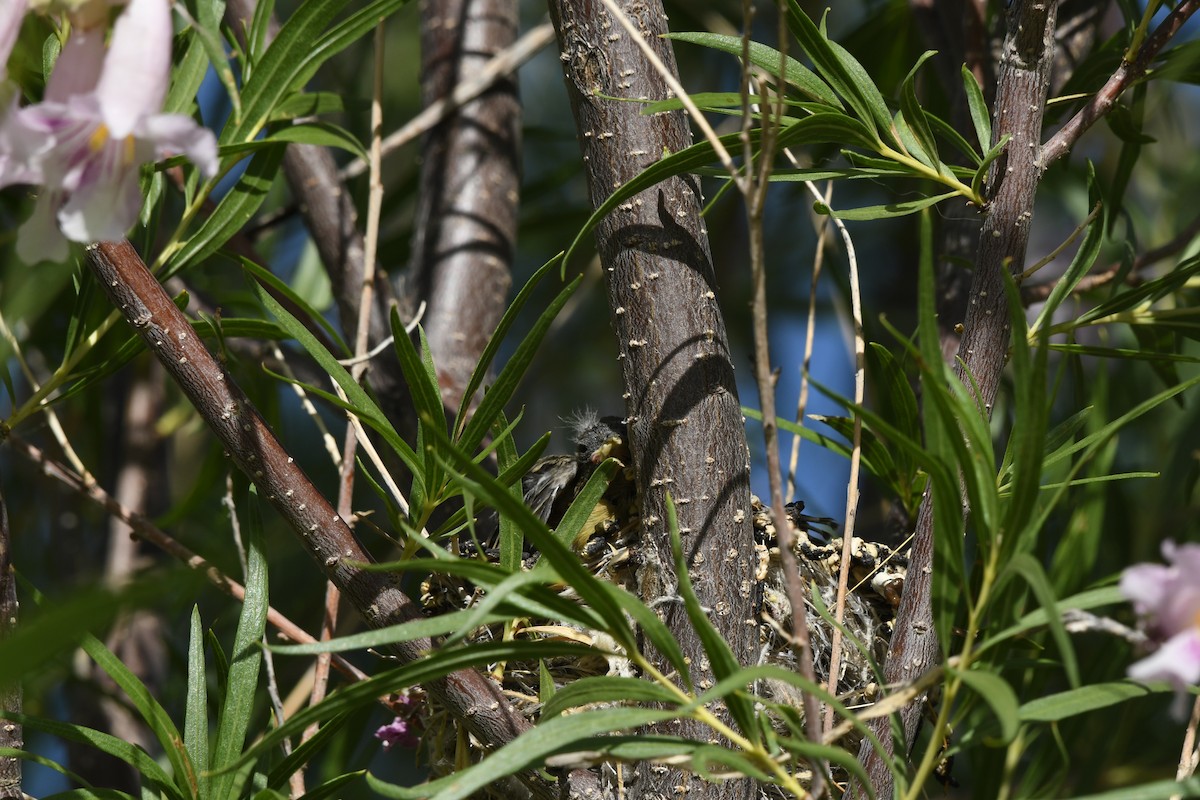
740,5,827,792
787,179,832,504
1173,694,1200,800
798,179,865,735
1018,201,1102,281
339,23,556,181
1041,0,1200,166
1021,208,1200,304
8,433,369,682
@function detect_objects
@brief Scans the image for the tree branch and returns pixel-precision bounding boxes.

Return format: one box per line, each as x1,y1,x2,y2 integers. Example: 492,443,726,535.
1041,0,1200,166
858,1,1060,794
83,240,599,800
0,491,20,800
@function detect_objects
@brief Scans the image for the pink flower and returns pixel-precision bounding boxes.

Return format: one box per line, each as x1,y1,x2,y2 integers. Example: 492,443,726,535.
374,717,419,751
1120,541,1200,690
2,0,217,263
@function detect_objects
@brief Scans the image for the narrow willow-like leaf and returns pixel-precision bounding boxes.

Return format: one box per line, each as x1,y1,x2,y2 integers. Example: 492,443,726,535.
962,65,991,153
551,458,619,552
953,667,1019,744
426,421,637,646
239,257,348,351
817,190,959,220
591,579,691,687
164,145,285,278
234,641,600,770
915,211,964,643
1032,165,1105,331
163,25,212,117
1002,274,1050,557
455,273,583,457
899,50,941,168
541,676,681,720
664,32,842,107
79,631,196,797
1005,555,1080,689
251,278,423,481
365,708,681,800
266,91,345,122
976,586,1123,655
265,712,353,791
262,121,367,159
184,607,209,800
222,2,343,143
210,487,268,800
1,712,181,800
784,2,890,138
1019,681,1170,723
452,256,561,441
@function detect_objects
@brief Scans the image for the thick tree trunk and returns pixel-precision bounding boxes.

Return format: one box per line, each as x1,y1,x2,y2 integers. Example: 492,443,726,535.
548,2,755,798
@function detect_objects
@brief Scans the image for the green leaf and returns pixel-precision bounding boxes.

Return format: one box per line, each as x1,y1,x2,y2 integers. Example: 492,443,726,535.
1032,166,1105,331
250,278,423,483
165,144,285,278
785,2,892,138
455,272,582,457
664,32,842,107
2,713,181,799
899,50,941,168
1019,681,1171,723
365,708,680,800
666,496,759,743
210,486,269,799
184,607,209,800
267,91,346,123
953,667,1019,744
962,65,991,153
264,121,367,159
977,586,1124,655
541,676,681,720
817,190,959,220
1067,777,1200,800
1003,554,1080,688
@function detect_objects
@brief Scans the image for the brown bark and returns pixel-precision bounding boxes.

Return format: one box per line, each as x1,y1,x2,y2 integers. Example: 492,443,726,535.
84,241,600,800
857,2,1061,795
0,492,21,800
406,0,519,413
548,2,754,798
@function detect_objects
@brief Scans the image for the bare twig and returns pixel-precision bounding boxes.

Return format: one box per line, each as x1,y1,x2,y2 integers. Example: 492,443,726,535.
741,6,826,792
1021,208,1200,304
1041,0,1200,166
340,23,556,181
8,433,369,684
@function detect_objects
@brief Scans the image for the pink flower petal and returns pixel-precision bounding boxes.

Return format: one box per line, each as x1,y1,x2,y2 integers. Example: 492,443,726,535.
95,0,171,137
0,0,27,73
16,190,70,263
1128,629,1200,691
137,112,218,177
45,25,106,102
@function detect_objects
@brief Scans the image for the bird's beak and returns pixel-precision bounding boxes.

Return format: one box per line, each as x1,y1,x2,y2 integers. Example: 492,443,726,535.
590,435,625,465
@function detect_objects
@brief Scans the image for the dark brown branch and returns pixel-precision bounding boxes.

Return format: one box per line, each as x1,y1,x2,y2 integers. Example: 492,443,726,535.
1041,0,1200,166
1021,209,1200,304
405,0,519,412
84,240,599,800
858,2,1060,795
548,2,754,798
0,491,21,800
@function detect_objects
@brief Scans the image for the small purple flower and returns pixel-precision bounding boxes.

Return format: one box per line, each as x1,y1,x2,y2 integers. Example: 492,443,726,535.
1120,541,1200,691
374,716,419,751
